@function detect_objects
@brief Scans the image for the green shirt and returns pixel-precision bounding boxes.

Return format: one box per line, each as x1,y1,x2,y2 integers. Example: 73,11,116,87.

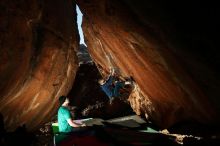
58,106,73,133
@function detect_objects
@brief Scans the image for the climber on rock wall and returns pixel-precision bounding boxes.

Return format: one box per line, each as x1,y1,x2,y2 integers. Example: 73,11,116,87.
98,68,134,104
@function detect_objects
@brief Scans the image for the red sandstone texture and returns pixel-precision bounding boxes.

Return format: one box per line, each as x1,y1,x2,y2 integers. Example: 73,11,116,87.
77,0,218,128
0,0,219,131
0,0,79,131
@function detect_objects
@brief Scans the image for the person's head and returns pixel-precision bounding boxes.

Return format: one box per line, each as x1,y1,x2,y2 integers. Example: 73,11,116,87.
98,79,105,85
59,96,69,106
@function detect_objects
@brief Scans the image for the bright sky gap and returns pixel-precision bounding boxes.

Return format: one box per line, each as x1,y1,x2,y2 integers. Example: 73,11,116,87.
76,5,86,45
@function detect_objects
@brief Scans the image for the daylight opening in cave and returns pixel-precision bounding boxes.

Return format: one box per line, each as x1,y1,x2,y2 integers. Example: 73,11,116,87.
76,5,93,65
76,5,86,46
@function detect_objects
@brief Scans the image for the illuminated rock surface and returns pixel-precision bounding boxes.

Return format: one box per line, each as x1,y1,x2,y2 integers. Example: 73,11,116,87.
78,0,219,128
0,0,219,132
0,0,78,131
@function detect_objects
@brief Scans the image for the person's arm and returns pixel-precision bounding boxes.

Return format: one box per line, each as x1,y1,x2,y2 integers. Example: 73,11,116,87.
67,118,85,127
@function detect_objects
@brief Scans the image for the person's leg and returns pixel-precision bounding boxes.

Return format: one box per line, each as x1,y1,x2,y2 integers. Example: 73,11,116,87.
113,81,125,97
124,76,134,85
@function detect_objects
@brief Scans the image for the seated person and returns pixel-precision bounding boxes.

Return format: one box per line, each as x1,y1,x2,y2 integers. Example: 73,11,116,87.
98,69,133,103
58,96,85,133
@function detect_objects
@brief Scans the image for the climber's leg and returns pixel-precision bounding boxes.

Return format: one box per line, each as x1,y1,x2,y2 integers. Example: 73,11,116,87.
113,81,125,98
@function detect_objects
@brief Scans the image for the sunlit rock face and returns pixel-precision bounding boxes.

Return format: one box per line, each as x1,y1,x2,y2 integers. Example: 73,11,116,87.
0,0,78,131
78,0,219,128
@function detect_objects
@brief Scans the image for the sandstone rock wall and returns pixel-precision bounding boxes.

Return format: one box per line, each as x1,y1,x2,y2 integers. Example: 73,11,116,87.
78,0,218,128
0,0,78,131
0,0,219,131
